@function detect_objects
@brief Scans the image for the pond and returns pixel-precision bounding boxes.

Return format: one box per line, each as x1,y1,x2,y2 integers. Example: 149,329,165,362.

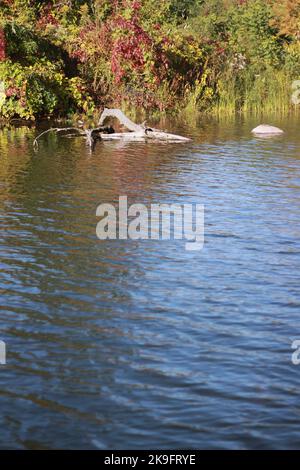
0,114,300,449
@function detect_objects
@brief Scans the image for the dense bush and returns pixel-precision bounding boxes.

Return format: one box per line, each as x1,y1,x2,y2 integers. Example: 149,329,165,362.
0,0,299,118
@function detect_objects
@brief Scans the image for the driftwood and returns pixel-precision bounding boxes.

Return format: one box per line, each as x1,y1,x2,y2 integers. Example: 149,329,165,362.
99,108,143,132
99,108,191,142
33,109,191,150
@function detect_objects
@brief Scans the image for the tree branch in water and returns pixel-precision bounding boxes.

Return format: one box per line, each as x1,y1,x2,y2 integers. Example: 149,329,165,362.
33,126,114,150
33,127,85,149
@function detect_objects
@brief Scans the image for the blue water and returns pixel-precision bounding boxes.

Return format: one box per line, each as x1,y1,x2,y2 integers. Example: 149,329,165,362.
0,116,300,449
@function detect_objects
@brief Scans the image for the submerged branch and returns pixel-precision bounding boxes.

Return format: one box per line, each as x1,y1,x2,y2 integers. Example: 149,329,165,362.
33,125,114,150
33,127,85,149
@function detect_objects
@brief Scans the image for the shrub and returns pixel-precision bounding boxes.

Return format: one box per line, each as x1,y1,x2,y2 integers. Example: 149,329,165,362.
0,59,94,119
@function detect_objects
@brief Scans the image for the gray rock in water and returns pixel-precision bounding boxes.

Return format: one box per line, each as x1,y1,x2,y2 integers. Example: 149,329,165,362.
251,124,284,135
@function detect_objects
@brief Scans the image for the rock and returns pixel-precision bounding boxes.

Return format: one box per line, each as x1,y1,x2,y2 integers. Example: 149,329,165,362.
251,124,284,135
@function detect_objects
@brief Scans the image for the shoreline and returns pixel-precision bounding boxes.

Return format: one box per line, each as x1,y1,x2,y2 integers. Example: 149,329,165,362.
1,105,300,129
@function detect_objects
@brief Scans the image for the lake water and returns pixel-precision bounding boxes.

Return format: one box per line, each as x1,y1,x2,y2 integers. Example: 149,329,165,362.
0,115,300,449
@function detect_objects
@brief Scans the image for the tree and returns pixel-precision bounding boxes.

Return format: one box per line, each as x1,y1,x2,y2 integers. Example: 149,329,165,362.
271,0,300,40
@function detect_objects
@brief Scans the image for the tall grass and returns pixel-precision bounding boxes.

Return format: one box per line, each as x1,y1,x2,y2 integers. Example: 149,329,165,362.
210,68,300,117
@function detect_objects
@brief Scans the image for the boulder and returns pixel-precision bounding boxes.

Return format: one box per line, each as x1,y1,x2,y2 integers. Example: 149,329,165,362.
251,124,284,135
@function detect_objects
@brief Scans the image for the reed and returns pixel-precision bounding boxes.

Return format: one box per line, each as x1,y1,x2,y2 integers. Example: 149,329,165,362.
210,68,300,117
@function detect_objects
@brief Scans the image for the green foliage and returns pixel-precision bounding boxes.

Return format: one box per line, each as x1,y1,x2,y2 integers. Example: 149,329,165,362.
227,0,283,69
187,0,228,41
169,0,203,22
0,59,94,119
284,42,300,76
0,0,300,119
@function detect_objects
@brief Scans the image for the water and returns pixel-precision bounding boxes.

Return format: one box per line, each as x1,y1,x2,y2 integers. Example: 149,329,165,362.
0,115,300,449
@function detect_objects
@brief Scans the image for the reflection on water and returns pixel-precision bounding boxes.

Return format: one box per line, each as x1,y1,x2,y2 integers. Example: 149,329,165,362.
0,115,300,449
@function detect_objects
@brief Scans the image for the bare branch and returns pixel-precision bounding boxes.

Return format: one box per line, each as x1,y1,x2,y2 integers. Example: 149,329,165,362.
33,127,85,149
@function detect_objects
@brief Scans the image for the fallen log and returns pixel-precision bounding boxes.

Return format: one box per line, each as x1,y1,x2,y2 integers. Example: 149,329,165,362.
33,109,191,149
99,130,191,142
99,108,192,142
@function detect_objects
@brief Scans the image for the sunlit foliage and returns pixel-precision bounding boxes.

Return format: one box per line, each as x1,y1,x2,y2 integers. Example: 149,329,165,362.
0,0,299,118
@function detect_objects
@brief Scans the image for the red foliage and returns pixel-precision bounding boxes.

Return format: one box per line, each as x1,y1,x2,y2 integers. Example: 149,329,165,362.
109,2,169,86
5,86,19,97
36,3,59,30
70,0,171,109
0,27,6,61
111,16,152,82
